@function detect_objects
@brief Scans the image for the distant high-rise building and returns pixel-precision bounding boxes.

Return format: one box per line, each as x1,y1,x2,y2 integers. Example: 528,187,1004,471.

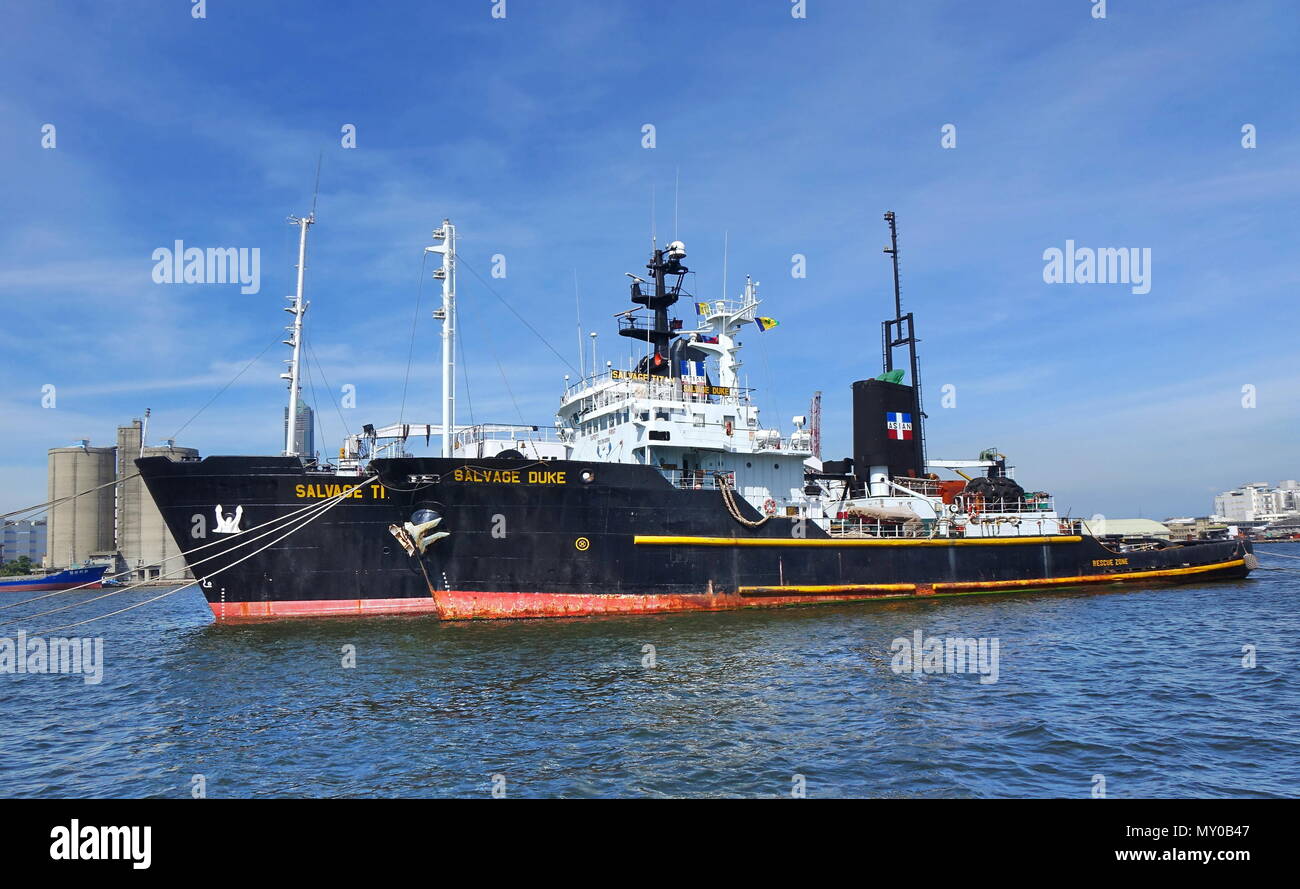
2,519,46,564
1214,481,1300,523
284,403,315,457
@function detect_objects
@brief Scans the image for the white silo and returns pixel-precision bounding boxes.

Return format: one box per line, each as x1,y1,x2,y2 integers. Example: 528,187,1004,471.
45,441,116,568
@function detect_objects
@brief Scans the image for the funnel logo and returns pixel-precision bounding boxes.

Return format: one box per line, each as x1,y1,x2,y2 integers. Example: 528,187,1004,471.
886,412,913,440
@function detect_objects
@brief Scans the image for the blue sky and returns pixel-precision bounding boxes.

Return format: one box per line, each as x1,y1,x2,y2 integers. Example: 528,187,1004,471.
1,0,1296,519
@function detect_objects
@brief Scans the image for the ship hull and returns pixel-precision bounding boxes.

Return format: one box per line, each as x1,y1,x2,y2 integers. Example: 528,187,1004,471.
137,455,1253,622
0,565,107,593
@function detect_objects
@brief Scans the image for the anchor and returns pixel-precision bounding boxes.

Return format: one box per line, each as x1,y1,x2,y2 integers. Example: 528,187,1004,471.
388,515,450,556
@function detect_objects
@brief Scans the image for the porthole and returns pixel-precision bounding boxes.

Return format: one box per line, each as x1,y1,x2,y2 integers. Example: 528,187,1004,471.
581,470,595,483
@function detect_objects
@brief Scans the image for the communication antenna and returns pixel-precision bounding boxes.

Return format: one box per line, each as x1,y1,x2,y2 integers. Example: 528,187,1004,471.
721,230,729,300
574,269,585,379
674,167,680,241
810,392,822,460
311,152,322,218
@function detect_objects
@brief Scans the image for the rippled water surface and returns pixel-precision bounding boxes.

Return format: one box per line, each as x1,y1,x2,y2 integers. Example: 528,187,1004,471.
2,543,1297,798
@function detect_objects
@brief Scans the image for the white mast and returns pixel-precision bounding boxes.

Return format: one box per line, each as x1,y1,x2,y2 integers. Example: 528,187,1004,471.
426,219,457,457
691,275,758,391
282,212,313,456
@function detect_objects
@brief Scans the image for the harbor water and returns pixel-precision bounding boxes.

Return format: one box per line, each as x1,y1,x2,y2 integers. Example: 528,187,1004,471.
1,543,1296,798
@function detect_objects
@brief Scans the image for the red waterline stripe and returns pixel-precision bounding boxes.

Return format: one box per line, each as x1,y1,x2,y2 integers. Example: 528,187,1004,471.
429,589,909,620
211,558,1249,621
210,596,442,621
208,590,895,621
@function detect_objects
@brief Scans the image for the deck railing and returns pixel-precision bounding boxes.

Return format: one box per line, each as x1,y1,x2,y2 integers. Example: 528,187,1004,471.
659,469,735,490
829,518,932,539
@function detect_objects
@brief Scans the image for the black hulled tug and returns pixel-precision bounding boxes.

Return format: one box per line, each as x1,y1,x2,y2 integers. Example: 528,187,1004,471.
137,213,1253,620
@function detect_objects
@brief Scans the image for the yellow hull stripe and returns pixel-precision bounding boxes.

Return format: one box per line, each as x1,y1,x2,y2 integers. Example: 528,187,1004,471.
930,558,1245,590
741,583,917,596
737,558,1245,597
634,534,1082,548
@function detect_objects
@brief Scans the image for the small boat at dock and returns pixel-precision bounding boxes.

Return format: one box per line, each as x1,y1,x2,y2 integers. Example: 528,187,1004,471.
0,565,108,593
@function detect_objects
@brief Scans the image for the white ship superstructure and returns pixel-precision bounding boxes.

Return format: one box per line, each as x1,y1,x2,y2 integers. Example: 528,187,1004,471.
339,221,1075,542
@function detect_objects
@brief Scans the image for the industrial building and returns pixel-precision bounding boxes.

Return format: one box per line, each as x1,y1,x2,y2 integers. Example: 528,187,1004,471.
1,518,47,564
43,419,200,581
1164,516,1231,541
116,419,200,580
46,440,116,568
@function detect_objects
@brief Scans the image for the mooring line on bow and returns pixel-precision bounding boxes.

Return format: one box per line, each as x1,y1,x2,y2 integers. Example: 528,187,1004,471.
1,476,376,627
0,476,378,612
0,473,141,523
1254,549,1300,560
26,478,371,635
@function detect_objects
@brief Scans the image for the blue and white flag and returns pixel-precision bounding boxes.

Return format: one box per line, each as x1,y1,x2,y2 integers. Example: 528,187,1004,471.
679,359,705,380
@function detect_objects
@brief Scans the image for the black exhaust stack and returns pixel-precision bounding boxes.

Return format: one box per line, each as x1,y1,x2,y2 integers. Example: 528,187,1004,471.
851,378,924,480
850,211,927,489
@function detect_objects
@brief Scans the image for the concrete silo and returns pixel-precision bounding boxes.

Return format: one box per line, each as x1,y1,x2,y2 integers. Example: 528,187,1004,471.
45,441,116,568
116,420,199,581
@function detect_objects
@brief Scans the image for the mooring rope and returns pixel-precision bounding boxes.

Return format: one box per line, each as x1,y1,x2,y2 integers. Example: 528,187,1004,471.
0,475,378,611
0,476,376,626
23,477,373,634
0,473,141,523
1255,549,1300,559
717,473,769,528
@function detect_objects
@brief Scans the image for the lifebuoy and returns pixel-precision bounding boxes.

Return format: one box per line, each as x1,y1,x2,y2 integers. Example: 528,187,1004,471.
763,498,778,516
